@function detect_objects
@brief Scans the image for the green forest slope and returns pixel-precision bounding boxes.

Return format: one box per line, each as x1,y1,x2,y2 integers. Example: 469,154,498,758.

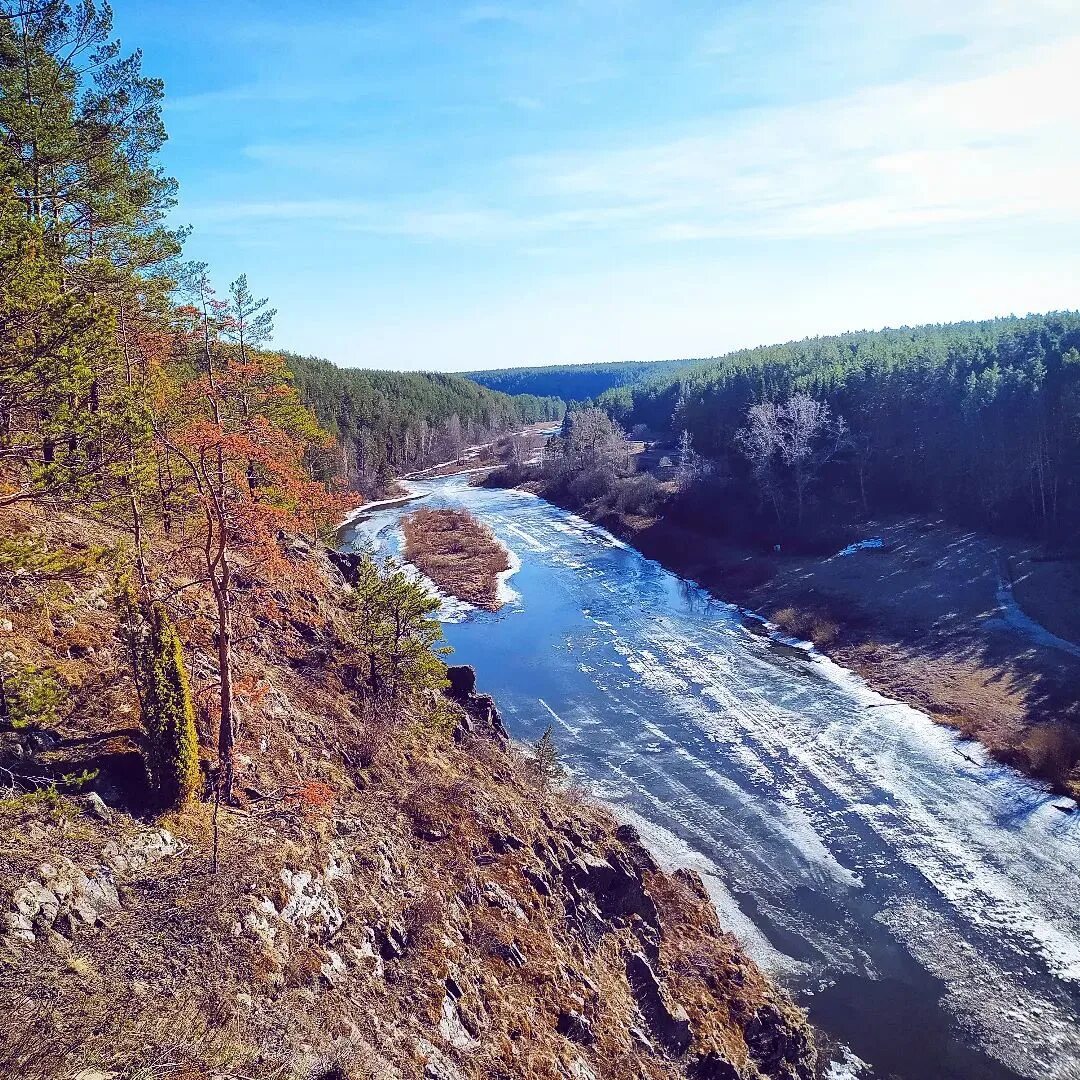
286,352,562,491
463,359,690,402
592,314,1080,541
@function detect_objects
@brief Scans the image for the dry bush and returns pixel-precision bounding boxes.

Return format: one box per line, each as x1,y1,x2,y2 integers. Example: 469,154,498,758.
614,473,666,517
403,780,444,835
567,465,617,506
404,888,447,947
468,907,514,959
1023,723,1080,788
770,606,841,648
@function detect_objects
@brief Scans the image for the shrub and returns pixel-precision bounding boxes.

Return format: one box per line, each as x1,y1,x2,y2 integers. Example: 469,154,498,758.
0,661,65,729
142,603,201,808
118,585,201,809
770,606,840,648
614,473,665,517
567,465,617,506
1023,723,1080,789
529,726,563,793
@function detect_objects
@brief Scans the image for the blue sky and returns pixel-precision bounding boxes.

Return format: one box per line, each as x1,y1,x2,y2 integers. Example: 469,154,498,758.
114,0,1080,370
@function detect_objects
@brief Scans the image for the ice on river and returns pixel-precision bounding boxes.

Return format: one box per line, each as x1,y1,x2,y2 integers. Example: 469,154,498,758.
341,478,1080,1080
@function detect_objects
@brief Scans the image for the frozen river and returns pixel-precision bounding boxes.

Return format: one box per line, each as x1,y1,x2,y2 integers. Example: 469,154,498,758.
341,477,1080,1080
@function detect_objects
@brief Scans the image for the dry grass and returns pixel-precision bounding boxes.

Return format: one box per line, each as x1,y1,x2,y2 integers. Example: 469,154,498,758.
769,605,842,649
402,508,510,611
0,497,815,1080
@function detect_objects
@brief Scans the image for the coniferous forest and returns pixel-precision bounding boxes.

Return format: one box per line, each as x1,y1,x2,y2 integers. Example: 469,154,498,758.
464,359,690,402
491,315,1080,544
286,352,562,492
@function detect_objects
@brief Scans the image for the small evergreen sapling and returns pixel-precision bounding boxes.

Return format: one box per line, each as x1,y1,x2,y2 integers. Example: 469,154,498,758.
531,726,563,793
118,585,201,809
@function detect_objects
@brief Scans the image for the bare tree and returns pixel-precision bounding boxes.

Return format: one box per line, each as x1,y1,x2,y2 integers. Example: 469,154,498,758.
675,428,703,491
737,393,847,525
736,401,785,521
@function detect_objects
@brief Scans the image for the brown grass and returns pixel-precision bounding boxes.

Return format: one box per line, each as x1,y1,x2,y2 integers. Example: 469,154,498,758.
770,605,842,649
0,495,816,1080
401,507,510,611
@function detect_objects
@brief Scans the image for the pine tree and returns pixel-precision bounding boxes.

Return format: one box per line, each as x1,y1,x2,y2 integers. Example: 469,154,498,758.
0,188,123,505
531,726,563,793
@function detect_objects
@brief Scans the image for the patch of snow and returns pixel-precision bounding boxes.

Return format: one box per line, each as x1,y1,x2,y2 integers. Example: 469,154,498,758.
337,492,426,528
834,537,885,558
495,545,522,605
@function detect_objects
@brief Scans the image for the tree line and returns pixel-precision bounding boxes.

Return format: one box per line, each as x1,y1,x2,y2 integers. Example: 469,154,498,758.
0,0,450,817
286,352,562,494
464,359,690,403
595,315,1080,542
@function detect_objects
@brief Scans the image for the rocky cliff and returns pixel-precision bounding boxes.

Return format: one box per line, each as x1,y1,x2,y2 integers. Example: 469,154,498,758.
0,504,814,1080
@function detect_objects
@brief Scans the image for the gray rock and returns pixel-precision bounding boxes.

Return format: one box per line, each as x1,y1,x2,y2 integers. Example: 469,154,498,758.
4,911,35,942
83,792,112,821
687,1051,740,1079
563,1059,598,1080
745,1003,815,1079
556,1009,596,1045
490,830,525,853
278,867,344,941
482,881,527,921
522,865,552,897
320,948,347,986
439,995,480,1052
445,665,477,697
626,951,692,1056
570,850,660,939
375,920,407,960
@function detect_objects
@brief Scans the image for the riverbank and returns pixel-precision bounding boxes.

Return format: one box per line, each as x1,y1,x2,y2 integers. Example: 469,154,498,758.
1,495,817,1080
483,476,1080,801
402,506,511,611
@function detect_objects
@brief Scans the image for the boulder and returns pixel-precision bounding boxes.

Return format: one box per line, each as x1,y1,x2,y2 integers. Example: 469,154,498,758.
83,792,112,821
672,868,711,903
569,850,660,936
687,1051,741,1079
446,664,476,697
744,1003,815,1079
625,951,692,1056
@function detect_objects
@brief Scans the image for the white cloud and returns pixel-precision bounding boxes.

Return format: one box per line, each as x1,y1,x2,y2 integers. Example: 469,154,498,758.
521,34,1080,241
183,3,1080,252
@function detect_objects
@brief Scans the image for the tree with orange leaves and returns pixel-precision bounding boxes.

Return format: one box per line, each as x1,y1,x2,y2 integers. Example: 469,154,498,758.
161,273,346,802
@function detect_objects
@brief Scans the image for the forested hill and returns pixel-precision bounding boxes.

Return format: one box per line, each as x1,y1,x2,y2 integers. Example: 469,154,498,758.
597,312,1080,540
285,352,563,490
464,358,691,401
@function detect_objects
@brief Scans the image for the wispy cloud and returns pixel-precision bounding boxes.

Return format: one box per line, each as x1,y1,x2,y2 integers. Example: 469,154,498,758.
520,33,1080,241
193,33,1080,247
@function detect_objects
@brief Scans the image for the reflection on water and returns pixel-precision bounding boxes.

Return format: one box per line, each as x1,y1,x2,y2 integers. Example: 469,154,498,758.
342,478,1080,1080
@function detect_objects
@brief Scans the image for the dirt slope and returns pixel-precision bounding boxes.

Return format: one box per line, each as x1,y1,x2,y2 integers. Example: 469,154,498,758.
0,501,815,1080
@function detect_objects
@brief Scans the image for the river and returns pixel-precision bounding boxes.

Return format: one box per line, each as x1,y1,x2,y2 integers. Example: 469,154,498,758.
340,476,1080,1080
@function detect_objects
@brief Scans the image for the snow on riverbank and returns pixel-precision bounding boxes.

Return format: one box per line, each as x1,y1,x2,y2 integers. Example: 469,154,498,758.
495,545,521,605
834,537,884,557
